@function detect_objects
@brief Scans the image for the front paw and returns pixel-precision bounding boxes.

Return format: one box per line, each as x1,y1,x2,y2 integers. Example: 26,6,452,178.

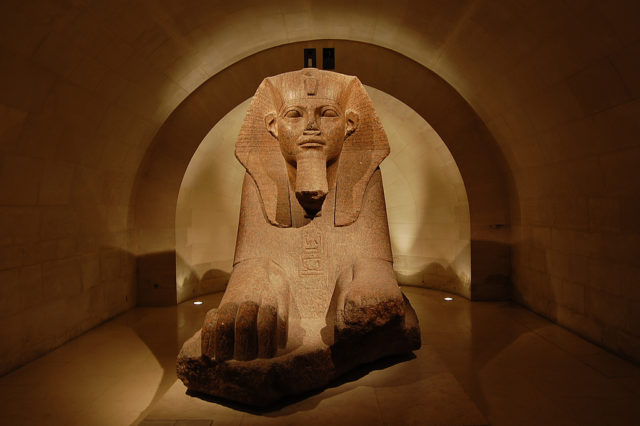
341,284,404,331
201,298,280,361
335,259,405,337
202,302,238,361
201,259,290,361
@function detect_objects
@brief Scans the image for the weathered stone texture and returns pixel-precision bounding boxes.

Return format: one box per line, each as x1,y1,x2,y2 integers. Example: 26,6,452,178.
177,68,421,406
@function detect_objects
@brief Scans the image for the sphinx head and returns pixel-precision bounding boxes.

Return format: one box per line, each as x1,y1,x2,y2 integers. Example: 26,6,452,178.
264,69,359,216
236,69,389,228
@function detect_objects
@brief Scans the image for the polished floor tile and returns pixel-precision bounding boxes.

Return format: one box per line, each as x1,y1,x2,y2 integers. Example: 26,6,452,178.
0,287,638,425
146,345,486,426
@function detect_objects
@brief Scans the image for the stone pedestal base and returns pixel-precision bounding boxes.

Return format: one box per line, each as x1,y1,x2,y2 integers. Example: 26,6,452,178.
177,298,420,407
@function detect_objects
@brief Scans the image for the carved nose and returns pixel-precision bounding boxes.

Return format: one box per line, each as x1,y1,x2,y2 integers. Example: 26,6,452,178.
304,116,319,133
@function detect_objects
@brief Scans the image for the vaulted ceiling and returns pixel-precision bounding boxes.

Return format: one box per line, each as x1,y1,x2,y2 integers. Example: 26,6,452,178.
1,0,639,374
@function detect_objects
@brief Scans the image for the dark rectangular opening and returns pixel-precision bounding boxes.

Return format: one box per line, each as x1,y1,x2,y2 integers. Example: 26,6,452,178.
322,48,335,70
304,48,316,68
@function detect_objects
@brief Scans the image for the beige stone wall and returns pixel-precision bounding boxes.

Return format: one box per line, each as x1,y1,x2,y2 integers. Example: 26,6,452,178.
136,40,508,307
0,71,141,373
1,0,639,372
175,100,248,302
370,87,471,295
175,88,470,302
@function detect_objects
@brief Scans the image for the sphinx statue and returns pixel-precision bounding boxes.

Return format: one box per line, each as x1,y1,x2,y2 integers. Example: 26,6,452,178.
177,68,421,407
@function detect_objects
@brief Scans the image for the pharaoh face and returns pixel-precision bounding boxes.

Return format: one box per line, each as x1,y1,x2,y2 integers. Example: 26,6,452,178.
266,99,358,166
274,98,346,166
264,78,359,216
236,70,389,226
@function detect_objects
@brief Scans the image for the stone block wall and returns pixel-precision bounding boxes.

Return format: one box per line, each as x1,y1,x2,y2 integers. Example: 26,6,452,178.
1,0,639,373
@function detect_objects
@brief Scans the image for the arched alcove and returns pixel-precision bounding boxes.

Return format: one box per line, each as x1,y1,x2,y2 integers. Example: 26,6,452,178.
175,86,471,302
133,40,511,306
2,0,638,377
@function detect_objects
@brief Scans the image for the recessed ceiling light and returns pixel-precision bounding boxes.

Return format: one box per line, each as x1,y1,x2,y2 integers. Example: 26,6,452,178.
444,297,453,301
193,301,203,305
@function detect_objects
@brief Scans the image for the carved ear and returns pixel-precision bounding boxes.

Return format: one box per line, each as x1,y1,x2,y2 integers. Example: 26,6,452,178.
345,109,359,138
335,77,390,226
236,78,291,227
265,112,278,139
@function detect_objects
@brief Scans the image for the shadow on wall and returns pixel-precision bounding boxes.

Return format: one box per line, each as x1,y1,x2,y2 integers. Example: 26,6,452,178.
139,244,509,307
171,242,510,305
471,240,511,301
137,251,179,306
396,261,466,297
136,251,230,305
395,240,511,301
176,253,230,303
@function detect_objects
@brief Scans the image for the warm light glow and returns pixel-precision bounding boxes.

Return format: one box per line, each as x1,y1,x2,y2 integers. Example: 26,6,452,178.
177,88,471,302
193,301,203,305
175,98,249,304
444,297,453,301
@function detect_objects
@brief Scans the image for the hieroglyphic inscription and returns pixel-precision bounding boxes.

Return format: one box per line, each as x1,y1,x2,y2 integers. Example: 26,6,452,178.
296,226,331,318
300,227,323,276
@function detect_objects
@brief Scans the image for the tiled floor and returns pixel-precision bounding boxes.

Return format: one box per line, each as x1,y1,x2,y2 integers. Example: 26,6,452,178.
0,287,638,425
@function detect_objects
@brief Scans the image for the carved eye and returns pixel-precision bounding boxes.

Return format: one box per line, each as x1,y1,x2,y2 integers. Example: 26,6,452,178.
321,108,338,117
284,109,302,118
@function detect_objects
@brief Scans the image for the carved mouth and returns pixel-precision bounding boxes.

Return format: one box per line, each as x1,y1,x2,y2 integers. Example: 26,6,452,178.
298,137,326,148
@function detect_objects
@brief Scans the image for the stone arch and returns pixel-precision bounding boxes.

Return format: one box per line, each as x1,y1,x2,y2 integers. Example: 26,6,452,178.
131,40,513,305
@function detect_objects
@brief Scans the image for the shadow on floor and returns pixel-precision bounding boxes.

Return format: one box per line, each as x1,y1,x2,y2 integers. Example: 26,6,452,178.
186,352,417,416
127,291,218,424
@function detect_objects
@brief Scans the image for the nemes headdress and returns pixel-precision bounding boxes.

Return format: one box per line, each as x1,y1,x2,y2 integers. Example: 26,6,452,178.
236,68,390,227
